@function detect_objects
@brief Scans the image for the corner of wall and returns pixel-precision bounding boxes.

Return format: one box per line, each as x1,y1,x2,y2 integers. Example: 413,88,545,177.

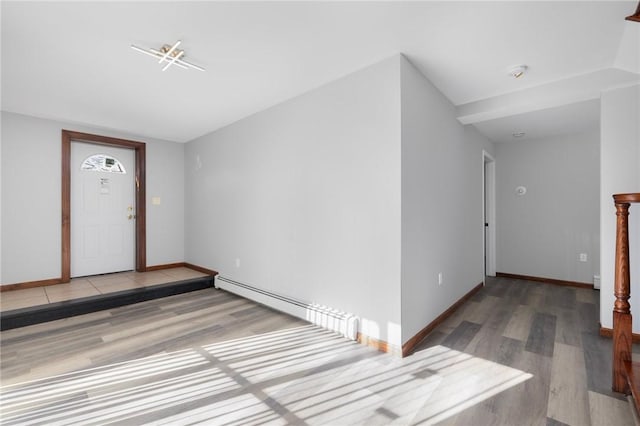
399,57,488,345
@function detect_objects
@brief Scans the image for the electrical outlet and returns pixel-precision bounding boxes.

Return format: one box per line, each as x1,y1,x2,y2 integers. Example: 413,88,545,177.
438,273,443,285
579,253,588,262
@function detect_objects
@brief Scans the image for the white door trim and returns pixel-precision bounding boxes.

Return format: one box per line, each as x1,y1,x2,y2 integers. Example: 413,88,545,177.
483,150,497,278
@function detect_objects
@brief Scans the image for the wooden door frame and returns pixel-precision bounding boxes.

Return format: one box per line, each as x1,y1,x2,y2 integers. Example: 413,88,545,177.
61,130,146,282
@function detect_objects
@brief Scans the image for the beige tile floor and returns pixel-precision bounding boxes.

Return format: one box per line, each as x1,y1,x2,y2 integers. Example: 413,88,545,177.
0,267,209,312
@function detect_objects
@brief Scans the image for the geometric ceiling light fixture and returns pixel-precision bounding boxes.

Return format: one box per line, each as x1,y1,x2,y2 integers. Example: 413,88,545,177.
508,64,528,79
130,40,205,72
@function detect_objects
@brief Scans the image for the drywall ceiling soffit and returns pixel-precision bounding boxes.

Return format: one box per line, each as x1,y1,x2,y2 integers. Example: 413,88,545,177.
456,68,640,125
457,13,640,140
472,99,601,144
1,1,638,143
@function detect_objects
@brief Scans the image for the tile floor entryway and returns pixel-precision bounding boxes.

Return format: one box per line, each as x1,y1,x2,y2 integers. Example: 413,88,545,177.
0,267,209,312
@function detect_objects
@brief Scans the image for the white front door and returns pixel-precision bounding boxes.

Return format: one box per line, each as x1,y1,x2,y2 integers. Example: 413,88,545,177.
71,143,135,277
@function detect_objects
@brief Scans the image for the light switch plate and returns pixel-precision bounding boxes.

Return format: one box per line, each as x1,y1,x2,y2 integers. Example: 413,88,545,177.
152,197,161,205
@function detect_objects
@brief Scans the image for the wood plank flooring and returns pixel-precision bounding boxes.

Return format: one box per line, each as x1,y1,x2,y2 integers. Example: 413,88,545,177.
0,277,637,425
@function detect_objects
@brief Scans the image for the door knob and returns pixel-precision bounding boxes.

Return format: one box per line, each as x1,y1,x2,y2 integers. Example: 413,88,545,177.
128,214,136,220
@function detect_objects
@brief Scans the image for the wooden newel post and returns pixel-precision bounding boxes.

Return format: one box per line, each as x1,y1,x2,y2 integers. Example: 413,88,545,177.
612,196,632,393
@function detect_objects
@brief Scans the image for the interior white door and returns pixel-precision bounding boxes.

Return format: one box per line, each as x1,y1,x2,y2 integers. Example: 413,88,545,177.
483,152,496,277
71,143,135,277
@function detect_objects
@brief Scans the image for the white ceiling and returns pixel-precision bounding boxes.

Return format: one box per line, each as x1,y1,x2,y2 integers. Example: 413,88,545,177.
2,1,639,143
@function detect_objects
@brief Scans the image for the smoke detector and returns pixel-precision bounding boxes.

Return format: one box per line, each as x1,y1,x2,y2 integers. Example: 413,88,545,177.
509,65,528,79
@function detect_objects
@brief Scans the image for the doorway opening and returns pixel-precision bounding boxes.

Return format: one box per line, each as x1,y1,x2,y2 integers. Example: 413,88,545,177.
483,151,496,279
61,130,146,282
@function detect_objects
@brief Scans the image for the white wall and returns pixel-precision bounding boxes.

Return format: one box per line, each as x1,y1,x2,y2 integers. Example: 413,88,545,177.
185,56,403,346
0,36,3,285
0,113,3,284
0,112,185,285
495,131,600,284
145,137,186,267
600,84,640,331
400,56,494,344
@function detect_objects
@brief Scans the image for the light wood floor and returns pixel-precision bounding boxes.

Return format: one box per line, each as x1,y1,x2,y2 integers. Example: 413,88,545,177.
0,267,209,312
0,277,637,425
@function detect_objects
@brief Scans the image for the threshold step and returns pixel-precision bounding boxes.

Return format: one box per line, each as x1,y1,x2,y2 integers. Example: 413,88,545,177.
0,276,215,331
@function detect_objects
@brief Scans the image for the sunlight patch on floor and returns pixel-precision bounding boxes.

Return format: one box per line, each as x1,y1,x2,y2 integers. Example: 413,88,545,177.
1,325,531,425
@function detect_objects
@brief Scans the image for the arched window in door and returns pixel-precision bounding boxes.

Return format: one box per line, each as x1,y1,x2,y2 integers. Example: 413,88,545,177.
80,154,127,174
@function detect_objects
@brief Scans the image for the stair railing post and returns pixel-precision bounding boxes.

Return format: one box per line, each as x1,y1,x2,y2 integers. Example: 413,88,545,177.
612,194,634,393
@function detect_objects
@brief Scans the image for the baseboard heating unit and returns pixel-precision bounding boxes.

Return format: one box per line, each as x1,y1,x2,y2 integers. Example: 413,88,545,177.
216,276,359,341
